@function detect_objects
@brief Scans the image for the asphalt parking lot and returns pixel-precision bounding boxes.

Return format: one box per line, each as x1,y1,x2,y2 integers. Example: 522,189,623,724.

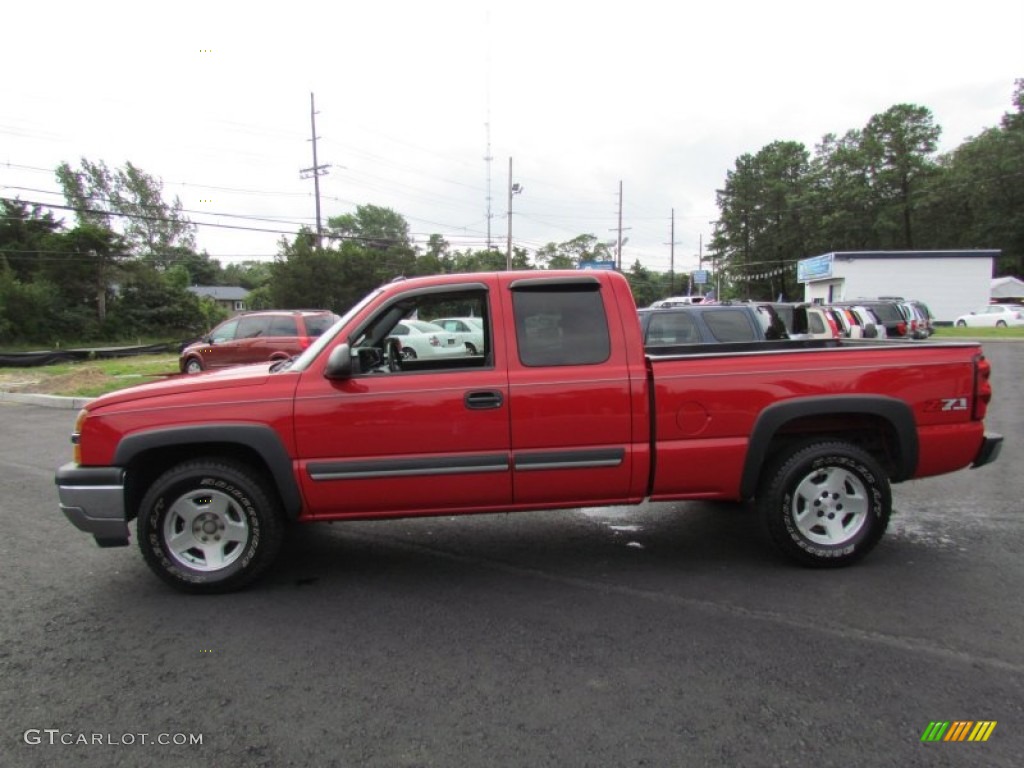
1,342,1022,768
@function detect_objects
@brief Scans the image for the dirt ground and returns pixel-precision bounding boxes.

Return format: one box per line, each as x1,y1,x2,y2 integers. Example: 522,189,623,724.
0,367,116,396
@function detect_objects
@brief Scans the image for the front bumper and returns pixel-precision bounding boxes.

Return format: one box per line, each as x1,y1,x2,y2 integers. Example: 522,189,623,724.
55,463,129,547
971,433,1003,469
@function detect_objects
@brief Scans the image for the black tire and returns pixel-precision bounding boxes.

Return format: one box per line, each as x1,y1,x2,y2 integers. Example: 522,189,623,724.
400,347,417,360
184,357,203,374
137,459,284,593
465,342,478,355
996,320,1007,328
956,320,967,327
757,441,891,567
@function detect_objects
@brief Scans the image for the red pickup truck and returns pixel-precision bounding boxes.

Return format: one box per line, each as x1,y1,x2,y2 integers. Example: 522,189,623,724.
56,270,1002,593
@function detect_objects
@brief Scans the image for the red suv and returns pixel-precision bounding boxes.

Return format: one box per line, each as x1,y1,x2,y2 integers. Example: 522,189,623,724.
179,310,340,373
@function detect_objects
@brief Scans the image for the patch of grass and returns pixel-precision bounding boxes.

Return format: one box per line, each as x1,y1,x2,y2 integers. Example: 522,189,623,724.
932,326,1024,339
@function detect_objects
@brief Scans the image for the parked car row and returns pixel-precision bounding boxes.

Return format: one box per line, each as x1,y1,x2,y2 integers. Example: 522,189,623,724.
642,296,941,345
773,297,935,341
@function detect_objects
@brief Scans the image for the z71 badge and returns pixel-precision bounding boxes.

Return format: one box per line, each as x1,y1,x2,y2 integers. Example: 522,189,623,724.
924,397,969,412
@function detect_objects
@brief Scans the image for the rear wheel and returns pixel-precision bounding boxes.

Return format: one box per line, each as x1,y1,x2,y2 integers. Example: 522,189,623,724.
137,459,284,593
956,320,967,327
996,320,1007,328
758,441,890,567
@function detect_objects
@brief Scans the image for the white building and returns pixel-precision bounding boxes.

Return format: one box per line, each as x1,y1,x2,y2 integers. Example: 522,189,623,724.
798,250,999,323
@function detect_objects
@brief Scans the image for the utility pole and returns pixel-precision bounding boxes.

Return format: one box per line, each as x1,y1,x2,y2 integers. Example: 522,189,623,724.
610,181,631,270
299,92,330,247
666,208,680,294
484,122,494,250
506,157,522,270
616,180,623,270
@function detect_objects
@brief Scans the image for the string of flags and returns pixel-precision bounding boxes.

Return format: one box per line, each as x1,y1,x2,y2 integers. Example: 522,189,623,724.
714,264,798,282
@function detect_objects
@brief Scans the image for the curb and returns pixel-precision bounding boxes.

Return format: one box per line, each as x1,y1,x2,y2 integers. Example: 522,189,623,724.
0,392,93,409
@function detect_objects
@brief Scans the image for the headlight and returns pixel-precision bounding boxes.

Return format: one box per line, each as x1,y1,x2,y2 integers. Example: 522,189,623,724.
71,408,88,464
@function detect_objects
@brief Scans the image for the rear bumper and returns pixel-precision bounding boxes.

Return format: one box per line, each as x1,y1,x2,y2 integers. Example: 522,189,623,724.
971,433,1003,469
55,463,129,547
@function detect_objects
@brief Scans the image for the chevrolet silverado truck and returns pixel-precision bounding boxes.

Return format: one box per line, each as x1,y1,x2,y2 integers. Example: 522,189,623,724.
56,270,1003,593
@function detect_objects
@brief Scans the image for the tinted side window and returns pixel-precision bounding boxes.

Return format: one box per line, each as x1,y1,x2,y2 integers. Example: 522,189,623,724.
704,309,757,342
210,319,239,343
513,286,610,367
305,315,337,336
808,312,826,334
646,312,699,344
236,317,270,338
267,316,299,336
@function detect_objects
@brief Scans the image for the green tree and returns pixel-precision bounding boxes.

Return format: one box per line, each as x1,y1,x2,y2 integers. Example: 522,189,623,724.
917,81,1024,275
808,130,875,251
534,234,612,270
0,199,63,281
861,104,941,248
55,158,197,260
712,141,810,299
327,205,412,250
625,260,671,307
222,260,274,290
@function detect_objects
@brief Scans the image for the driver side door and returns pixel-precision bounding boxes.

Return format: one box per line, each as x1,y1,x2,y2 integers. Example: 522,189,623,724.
293,282,512,519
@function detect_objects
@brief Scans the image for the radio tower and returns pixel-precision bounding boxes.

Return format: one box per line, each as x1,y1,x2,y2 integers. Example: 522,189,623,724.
484,120,493,250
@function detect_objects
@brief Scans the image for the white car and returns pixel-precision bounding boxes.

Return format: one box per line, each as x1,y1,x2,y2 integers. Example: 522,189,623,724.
388,320,467,359
431,317,485,355
954,304,1024,328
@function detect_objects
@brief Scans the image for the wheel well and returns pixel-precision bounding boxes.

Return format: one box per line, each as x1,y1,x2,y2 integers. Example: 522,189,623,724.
763,413,901,478
124,443,287,523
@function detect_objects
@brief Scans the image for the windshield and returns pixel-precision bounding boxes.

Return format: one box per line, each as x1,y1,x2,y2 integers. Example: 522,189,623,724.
285,289,382,373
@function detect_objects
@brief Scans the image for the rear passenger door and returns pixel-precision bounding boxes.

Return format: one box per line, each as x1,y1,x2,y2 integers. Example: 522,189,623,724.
503,276,636,506
230,315,272,365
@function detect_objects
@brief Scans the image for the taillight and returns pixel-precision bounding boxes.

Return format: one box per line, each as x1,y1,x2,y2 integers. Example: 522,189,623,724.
973,354,992,421
897,321,907,336
298,336,312,350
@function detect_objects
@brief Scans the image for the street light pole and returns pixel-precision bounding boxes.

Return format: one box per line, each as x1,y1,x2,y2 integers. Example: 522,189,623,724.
506,157,522,270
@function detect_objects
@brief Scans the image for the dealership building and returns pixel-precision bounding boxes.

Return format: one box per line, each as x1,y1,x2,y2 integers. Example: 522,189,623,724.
797,250,1000,323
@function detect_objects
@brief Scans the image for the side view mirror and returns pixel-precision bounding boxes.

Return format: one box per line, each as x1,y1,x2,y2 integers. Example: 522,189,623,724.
324,344,354,379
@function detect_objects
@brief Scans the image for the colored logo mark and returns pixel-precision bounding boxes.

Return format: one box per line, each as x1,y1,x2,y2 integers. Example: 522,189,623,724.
921,721,997,742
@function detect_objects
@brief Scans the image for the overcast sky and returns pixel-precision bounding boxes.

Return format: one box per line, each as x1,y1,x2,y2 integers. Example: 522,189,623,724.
2,0,1021,275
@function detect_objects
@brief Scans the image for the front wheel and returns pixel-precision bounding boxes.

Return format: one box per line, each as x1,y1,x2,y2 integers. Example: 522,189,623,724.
184,357,203,374
137,459,284,593
757,441,891,567
996,320,1007,328
956,320,967,327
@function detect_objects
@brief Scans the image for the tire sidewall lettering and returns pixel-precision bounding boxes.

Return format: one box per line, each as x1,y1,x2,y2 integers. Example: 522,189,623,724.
783,455,878,554
142,470,267,587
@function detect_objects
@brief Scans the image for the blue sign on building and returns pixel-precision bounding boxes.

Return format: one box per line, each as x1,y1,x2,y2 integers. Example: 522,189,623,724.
797,253,834,282
579,261,617,271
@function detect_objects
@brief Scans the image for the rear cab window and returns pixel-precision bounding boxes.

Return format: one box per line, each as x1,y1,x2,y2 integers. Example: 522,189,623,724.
512,282,610,367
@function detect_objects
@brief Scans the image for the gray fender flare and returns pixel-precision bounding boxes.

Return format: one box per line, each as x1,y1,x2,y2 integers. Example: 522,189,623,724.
739,396,918,499
113,424,303,519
